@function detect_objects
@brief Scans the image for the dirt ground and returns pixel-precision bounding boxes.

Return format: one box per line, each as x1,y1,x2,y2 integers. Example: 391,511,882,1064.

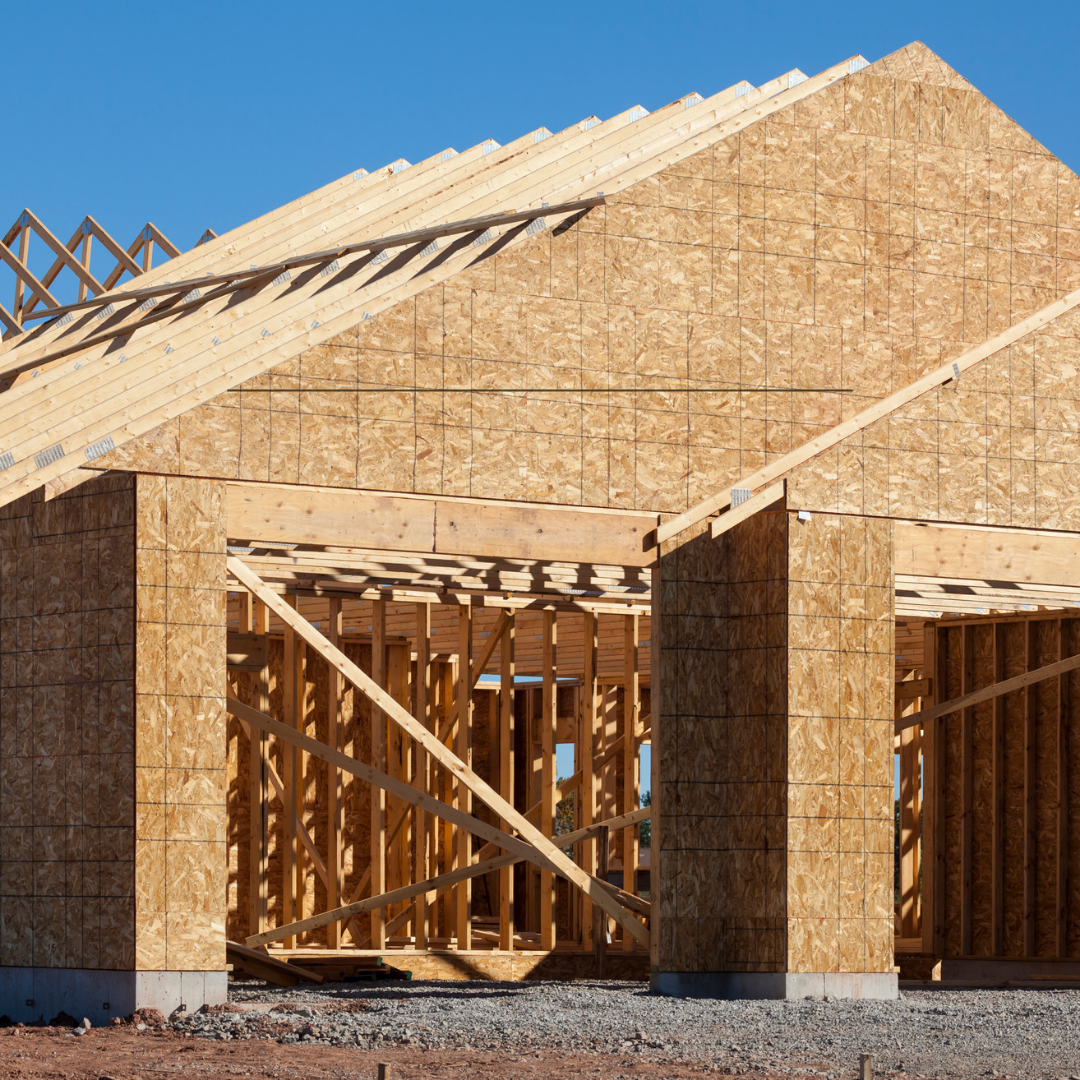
0,1024,874,1080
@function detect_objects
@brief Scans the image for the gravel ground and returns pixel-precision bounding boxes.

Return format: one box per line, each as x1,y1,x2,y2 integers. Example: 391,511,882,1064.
161,980,1080,1078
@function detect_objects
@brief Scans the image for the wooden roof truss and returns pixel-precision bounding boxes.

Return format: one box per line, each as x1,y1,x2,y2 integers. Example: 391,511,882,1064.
0,208,211,341
0,54,862,510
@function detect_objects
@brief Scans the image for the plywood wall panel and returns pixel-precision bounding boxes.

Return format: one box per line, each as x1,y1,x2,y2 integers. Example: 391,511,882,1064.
0,474,138,969
92,45,1080,541
133,475,228,972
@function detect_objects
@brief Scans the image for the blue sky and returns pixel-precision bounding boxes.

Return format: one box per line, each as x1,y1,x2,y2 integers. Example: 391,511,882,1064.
3,0,1079,295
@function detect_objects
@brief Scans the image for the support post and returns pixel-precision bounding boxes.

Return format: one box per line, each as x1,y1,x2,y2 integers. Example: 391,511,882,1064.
649,568,661,970
1024,620,1037,957
415,603,431,950
282,597,299,948
370,598,387,949
594,825,609,978
1059,619,1070,956
581,611,598,950
623,612,640,950
992,622,1005,956
456,606,473,950
541,610,557,950
961,624,974,956
499,612,516,952
326,598,344,948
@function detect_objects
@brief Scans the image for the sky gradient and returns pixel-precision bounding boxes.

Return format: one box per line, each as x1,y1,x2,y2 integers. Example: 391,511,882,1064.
3,0,1079,303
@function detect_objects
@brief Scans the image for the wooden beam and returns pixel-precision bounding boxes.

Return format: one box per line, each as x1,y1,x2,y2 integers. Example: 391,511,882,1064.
0,237,59,314
622,612,640,951
456,606,473,950
227,557,651,946
896,652,1080,733
437,609,511,746
1059,619,1071,957
19,210,104,300
708,480,786,538
499,611,515,952
226,941,323,985
921,622,940,956
992,621,1005,956
961,625,973,956
226,482,658,568
414,602,432,950
649,563,661,969
541,610,556,951
229,697,556,877
281,599,298,947
657,280,1080,548
326,597,344,948
1024,621,1037,957
895,521,1080,588
265,804,653,948
581,610,598,951
370,597,387,949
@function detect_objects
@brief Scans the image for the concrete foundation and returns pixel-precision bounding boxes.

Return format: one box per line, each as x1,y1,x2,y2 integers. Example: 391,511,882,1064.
0,969,228,1026
651,972,899,1000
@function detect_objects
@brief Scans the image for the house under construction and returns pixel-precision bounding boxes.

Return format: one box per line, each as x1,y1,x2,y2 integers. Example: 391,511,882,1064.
2,39,1080,1020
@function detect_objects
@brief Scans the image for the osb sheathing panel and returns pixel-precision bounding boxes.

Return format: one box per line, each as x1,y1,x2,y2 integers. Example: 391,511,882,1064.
933,611,1080,960
657,509,892,975
657,509,789,976
97,42,1080,536
0,473,137,970
133,475,227,971
785,512,894,975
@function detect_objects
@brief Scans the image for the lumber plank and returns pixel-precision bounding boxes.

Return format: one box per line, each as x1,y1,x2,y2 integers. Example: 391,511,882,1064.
226,940,323,984
455,606,473,950
658,286,1080,547
1024,621,1037,957
260,804,652,947
896,652,1080,733
541,610,556,951
499,611,515,952
622,612,640,951
414,601,432,950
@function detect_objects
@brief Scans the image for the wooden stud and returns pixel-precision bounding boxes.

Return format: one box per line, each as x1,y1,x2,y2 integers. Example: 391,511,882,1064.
1059,619,1070,957
581,611,598,950
922,623,943,957
499,612,516,952
370,597,387,949
896,651,1080,733
594,825,609,978
961,624,974,956
1024,620,1037,957
281,596,299,948
441,660,455,940
541,610,557,951
326,598,344,948
414,602,432,950
898,697,920,939
456,606,473,949
649,565,661,970
229,558,651,946
992,622,1005,956
623,612,640,951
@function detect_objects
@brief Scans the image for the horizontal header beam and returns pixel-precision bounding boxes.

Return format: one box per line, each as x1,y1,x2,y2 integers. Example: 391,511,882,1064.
226,480,658,568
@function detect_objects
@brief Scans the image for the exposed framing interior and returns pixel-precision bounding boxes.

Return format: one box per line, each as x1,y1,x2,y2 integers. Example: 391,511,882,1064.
220,486,656,974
